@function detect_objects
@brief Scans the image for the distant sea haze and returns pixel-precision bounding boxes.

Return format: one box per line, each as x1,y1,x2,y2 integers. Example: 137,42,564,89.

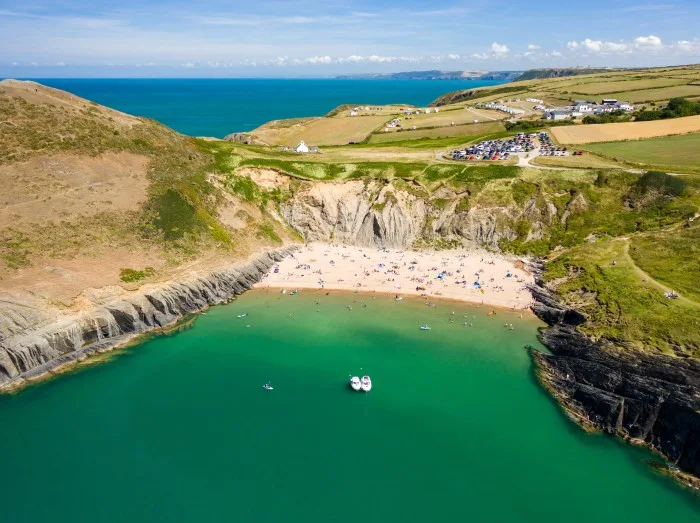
24,78,505,138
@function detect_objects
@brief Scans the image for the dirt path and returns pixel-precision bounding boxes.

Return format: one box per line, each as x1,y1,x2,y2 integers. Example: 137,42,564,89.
620,237,699,308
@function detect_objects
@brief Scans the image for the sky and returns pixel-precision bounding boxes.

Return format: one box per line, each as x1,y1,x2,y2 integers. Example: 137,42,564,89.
1,0,700,77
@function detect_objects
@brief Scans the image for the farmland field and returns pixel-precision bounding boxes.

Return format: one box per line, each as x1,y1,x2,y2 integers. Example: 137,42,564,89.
402,108,507,130
594,85,700,103
570,78,688,95
250,114,390,146
551,115,700,144
367,120,504,143
583,132,700,171
530,152,626,169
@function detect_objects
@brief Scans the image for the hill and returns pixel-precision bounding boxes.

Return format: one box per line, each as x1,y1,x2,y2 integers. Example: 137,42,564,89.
0,79,296,328
432,63,700,106
515,67,618,81
336,70,522,81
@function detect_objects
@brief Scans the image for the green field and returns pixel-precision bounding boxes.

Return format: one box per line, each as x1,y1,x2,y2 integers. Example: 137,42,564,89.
569,78,688,95
584,133,700,171
432,64,700,107
543,237,700,356
630,221,700,303
367,120,504,144
598,85,700,103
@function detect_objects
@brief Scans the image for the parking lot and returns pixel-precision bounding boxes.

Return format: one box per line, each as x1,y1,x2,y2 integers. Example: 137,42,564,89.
450,132,543,162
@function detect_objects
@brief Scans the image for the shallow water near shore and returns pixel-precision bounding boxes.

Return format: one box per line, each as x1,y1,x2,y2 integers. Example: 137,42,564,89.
1,290,698,522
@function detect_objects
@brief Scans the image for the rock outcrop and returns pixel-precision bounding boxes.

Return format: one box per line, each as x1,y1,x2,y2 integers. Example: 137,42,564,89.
0,249,294,390
281,181,427,248
281,180,544,249
529,281,700,480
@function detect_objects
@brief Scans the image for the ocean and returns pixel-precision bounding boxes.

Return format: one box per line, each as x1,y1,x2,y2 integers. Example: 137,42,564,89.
22,78,504,138
1,291,697,522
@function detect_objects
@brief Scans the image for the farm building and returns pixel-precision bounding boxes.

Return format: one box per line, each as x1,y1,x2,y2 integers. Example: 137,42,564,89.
294,141,310,153
602,99,618,106
573,101,593,112
545,110,572,120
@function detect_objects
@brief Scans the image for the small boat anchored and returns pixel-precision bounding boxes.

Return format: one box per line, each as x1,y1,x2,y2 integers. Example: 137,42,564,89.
237,313,248,318
420,325,432,331
263,383,273,390
361,376,372,392
350,376,362,391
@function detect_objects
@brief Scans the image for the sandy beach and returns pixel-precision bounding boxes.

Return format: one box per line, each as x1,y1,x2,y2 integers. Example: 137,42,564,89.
255,243,535,310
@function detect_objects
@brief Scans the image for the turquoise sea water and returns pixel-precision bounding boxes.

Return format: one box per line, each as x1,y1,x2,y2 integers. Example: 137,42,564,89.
1,291,698,522
19,78,503,137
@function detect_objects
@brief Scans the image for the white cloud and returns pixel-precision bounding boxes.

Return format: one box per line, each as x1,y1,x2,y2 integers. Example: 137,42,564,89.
11,61,19,66
55,61,66,66
29,61,38,66
342,55,365,63
304,55,332,64
671,39,700,53
567,38,629,54
367,55,396,63
566,35,671,56
527,44,540,50
634,35,663,48
551,50,562,57
179,62,195,68
469,42,510,61
266,56,289,66
447,53,461,60
523,51,535,57
490,42,509,54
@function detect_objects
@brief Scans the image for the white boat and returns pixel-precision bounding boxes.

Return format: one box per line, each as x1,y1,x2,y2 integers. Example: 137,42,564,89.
361,375,372,392
237,313,248,318
420,325,431,331
263,383,273,390
350,376,362,391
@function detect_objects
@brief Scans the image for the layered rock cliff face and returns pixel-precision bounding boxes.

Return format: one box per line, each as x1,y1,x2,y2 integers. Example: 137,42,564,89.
0,249,293,390
529,281,700,479
281,180,556,248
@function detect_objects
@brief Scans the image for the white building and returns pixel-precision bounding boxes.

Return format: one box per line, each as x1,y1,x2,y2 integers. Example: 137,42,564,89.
425,108,432,114
545,110,571,121
435,108,440,113
350,110,358,116
294,141,310,153
617,102,635,111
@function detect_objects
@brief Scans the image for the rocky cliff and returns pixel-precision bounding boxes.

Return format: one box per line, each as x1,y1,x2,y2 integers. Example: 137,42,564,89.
0,249,294,390
280,179,553,249
529,280,700,482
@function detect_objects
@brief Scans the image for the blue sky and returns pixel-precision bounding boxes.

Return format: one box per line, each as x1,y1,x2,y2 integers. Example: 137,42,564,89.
1,0,700,77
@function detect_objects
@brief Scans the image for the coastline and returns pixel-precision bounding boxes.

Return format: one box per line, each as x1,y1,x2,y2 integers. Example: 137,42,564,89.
1,244,536,393
253,243,535,310
527,277,700,491
0,248,295,393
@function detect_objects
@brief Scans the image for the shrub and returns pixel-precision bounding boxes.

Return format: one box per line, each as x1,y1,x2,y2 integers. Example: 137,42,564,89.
120,267,155,283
